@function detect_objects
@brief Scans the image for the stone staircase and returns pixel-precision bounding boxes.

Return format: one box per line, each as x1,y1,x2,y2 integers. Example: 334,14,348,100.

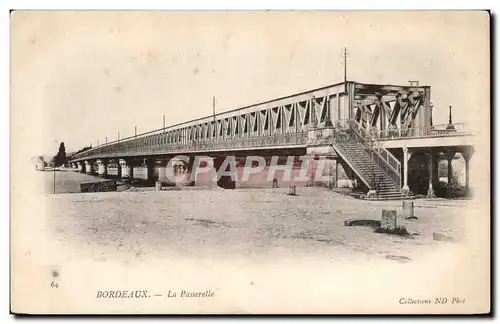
332,126,403,199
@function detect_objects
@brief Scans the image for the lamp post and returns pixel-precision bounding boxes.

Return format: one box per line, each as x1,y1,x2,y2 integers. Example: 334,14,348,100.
429,103,434,127
446,105,455,131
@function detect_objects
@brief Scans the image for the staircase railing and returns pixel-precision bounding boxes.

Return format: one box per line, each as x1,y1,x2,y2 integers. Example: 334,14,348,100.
331,129,373,189
348,120,401,189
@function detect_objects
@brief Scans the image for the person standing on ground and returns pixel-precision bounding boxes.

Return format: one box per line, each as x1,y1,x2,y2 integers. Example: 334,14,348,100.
273,177,279,188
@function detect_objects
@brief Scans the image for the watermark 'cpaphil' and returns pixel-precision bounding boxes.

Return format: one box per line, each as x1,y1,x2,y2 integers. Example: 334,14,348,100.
217,156,238,181
295,155,314,182
163,155,334,183
190,156,215,182
266,156,296,182
165,155,190,181
241,156,266,181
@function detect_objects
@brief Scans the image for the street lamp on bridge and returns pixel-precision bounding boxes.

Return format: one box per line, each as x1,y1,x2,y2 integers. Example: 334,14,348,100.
429,102,434,127
446,105,455,131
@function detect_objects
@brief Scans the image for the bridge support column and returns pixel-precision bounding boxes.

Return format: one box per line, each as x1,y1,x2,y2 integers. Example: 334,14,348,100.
77,162,83,172
119,159,128,178
445,150,456,197
433,153,439,186
460,147,474,197
85,161,94,174
97,159,108,177
146,158,159,184
129,163,134,180
116,160,123,178
125,159,137,180
401,146,413,196
427,152,436,198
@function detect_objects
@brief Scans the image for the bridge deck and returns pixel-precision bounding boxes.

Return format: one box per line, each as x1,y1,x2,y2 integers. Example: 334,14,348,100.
70,123,475,163
68,79,474,163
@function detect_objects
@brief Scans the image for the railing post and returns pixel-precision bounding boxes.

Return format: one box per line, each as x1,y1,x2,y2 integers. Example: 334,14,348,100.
367,136,377,198
401,146,410,196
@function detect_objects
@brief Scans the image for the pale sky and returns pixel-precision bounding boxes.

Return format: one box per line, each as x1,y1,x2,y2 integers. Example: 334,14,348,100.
11,11,489,157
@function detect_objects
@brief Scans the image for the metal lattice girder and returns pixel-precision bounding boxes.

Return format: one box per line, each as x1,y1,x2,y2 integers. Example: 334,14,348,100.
70,81,433,162
249,112,256,136
353,84,427,133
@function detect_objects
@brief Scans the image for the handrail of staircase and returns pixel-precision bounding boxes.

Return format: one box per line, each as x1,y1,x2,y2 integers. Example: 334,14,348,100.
348,119,401,189
331,128,374,190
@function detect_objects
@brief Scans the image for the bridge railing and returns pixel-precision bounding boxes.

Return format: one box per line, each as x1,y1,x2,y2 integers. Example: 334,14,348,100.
70,132,308,160
162,132,308,152
307,127,335,146
330,128,373,189
69,127,173,159
349,119,402,189
371,122,474,141
312,128,334,139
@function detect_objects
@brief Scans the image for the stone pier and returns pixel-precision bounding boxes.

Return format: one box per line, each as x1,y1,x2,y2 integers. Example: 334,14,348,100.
97,159,108,177
84,160,94,174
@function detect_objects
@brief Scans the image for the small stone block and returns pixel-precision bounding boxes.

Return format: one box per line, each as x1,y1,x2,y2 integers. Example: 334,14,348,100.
381,209,397,230
402,201,414,219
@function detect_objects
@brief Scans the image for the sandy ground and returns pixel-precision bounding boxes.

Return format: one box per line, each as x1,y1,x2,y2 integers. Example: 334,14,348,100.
42,187,469,266
13,173,489,314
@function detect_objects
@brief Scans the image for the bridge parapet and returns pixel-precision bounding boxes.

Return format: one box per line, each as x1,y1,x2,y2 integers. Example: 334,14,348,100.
372,122,475,141
70,132,309,161
307,127,335,146
162,132,309,153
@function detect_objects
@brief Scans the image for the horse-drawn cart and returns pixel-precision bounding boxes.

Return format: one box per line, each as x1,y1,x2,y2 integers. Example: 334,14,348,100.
80,179,117,193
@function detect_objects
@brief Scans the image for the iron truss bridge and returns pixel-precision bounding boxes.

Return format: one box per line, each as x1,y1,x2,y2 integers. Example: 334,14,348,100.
69,81,475,162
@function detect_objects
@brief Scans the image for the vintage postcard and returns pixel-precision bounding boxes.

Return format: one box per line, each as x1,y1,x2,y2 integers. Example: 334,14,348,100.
10,10,490,314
